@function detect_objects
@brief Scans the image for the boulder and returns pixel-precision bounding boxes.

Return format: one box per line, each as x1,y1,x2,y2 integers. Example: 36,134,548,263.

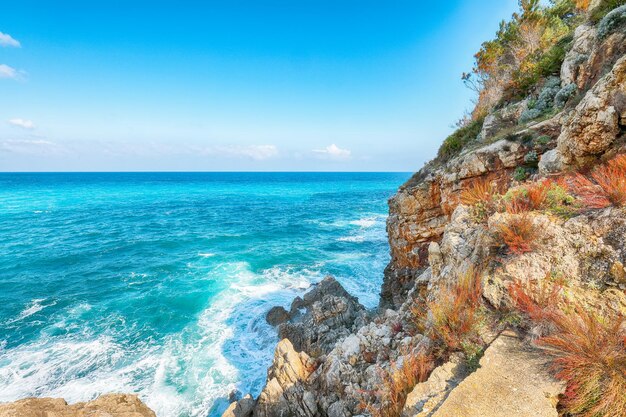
266,306,290,326
0,394,156,417
221,394,255,417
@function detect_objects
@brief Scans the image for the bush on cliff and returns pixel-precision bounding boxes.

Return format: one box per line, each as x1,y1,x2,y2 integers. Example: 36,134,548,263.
590,0,626,23
436,118,484,162
467,0,580,117
510,281,626,417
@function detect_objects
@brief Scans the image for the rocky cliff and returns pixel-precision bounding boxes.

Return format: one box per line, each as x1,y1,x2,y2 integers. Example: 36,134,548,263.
225,3,626,417
1,2,625,417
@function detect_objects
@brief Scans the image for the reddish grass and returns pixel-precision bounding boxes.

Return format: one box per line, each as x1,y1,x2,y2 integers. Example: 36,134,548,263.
567,155,626,209
526,180,550,209
361,352,435,417
508,279,563,334
542,310,626,417
504,180,551,214
493,213,539,255
510,282,626,417
428,271,483,351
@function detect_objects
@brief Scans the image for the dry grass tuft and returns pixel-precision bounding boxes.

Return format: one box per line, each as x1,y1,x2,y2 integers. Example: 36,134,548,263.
508,279,563,335
361,351,435,417
567,154,626,209
510,281,626,417
539,310,626,417
503,180,552,214
460,177,499,206
428,271,483,351
493,213,540,255
460,177,504,221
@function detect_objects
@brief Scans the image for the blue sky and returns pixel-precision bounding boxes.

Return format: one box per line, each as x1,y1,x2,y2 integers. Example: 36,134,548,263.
0,0,518,171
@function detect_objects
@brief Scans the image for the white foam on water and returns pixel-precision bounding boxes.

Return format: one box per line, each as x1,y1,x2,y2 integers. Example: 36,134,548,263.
349,217,378,228
337,235,366,243
0,262,319,417
6,299,56,324
198,253,216,258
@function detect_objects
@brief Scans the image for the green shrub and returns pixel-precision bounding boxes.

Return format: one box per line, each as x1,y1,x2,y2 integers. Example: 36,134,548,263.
524,150,539,165
437,118,484,162
545,182,578,217
534,135,552,146
590,0,626,23
514,167,529,181
597,4,626,38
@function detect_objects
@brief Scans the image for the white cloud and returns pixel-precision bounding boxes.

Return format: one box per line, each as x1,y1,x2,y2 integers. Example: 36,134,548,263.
8,118,35,130
212,144,279,160
0,139,65,155
0,64,19,79
313,144,351,160
197,145,278,161
0,32,20,48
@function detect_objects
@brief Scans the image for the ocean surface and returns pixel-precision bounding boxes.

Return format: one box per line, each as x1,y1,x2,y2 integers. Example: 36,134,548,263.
0,172,410,417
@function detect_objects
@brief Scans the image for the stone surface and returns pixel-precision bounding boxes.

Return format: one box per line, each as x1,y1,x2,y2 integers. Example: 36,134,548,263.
0,394,156,417
221,394,255,417
402,354,468,417
430,331,564,417
557,56,626,165
561,24,597,87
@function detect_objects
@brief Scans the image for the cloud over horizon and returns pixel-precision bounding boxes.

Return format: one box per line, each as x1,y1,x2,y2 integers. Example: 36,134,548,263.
313,144,351,160
8,118,35,130
0,32,20,48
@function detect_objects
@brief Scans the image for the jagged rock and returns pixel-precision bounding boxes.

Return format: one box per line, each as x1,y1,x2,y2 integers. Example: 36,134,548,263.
222,394,255,417
266,306,290,326
402,353,468,417
557,56,626,165
430,331,564,417
0,394,156,417
254,339,317,417
277,276,367,357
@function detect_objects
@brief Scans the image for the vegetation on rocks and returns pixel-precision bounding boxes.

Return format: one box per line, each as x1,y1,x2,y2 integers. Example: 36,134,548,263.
436,118,484,162
565,154,626,209
510,281,626,417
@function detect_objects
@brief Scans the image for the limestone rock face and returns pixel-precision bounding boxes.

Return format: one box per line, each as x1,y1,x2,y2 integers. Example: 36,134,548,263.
557,56,626,165
430,331,564,417
561,24,597,87
0,394,156,417
478,100,528,142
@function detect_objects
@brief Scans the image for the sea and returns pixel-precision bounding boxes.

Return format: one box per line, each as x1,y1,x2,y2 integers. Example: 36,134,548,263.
0,172,410,417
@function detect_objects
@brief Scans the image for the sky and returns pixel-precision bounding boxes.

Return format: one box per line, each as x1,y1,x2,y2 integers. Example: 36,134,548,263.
0,0,519,172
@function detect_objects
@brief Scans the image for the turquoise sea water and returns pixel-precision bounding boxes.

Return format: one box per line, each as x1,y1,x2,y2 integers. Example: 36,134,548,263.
0,172,409,417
